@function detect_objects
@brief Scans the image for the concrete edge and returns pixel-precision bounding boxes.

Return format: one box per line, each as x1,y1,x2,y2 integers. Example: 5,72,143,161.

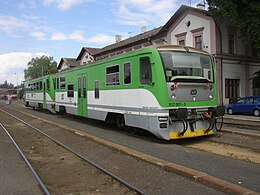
15,108,258,195
224,115,260,123
221,128,260,138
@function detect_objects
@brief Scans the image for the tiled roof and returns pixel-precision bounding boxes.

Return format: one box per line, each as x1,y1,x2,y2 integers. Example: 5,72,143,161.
160,5,209,32
95,27,162,56
57,58,80,70
76,47,101,61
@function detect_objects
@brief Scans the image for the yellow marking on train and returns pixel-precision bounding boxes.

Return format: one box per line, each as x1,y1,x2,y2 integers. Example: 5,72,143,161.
169,129,214,139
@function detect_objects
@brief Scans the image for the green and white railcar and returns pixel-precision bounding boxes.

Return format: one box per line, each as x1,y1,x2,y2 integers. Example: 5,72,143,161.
25,75,55,113
55,45,225,140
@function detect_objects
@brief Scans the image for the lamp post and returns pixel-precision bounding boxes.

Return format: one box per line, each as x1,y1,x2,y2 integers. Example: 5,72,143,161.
14,73,18,87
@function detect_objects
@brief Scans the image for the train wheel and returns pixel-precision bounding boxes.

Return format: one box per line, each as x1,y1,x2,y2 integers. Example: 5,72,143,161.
59,106,66,115
116,114,125,129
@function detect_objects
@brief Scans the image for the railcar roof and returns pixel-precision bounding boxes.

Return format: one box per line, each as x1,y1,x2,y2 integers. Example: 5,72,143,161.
55,45,211,76
156,45,209,55
25,75,54,83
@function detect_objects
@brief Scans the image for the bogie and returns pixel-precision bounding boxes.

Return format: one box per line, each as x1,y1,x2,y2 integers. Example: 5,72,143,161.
116,114,125,129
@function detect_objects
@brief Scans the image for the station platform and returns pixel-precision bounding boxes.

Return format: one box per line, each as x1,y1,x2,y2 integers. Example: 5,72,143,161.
224,113,260,122
0,125,43,194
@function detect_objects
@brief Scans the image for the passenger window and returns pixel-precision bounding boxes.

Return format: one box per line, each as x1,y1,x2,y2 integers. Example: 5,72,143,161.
57,78,60,89
40,82,42,90
95,80,99,99
60,77,66,89
83,77,87,98
47,79,50,91
106,65,120,86
53,77,56,90
78,78,81,98
140,57,152,84
124,62,132,84
67,84,74,97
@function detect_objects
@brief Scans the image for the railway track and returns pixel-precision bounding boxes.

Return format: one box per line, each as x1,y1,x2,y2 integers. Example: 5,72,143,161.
0,123,50,195
0,102,259,194
223,116,260,132
0,108,146,195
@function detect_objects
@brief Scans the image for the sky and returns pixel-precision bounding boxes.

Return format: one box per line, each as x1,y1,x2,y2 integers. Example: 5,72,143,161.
0,0,201,86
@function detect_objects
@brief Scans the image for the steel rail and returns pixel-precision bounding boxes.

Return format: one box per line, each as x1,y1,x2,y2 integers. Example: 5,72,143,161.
0,108,147,195
0,122,50,195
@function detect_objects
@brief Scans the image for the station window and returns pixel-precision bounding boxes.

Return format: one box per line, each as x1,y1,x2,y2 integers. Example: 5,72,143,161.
95,80,99,99
60,77,66,89
106,65,120,86
124,62,132,84
225,79,240,98
195,35,202,49
67,84,74,97
140,57,152,84
175,32,186,46
178,40,185,46
191,27,204,50
228,34,235,54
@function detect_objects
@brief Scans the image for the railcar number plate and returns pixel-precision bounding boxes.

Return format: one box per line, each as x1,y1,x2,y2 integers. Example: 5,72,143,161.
169,102,186,107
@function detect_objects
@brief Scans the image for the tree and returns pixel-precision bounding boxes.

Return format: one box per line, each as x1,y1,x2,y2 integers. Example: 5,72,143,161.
24,55,57,80
0,80,14,89
17,83,25,99
207,0,260,51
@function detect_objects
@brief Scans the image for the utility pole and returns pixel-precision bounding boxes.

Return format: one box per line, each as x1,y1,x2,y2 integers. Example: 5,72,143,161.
15,73,18,87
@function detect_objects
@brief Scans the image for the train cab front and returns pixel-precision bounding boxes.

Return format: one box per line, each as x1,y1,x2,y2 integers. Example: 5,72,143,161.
156,45,225,140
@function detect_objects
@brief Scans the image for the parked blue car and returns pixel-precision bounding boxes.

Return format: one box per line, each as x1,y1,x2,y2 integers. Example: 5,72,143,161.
226,96,260,116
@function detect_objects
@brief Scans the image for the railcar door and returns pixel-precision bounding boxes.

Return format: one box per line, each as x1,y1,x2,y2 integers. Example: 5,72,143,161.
43,80,46,109
77,74,88,117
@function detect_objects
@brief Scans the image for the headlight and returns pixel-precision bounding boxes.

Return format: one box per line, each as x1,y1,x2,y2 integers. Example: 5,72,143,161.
171,93,177,99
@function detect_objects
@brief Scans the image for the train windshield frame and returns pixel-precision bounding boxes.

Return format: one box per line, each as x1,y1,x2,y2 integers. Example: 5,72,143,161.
159,50,214,83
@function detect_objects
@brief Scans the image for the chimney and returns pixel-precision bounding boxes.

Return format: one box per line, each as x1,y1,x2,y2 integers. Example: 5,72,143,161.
196,0,205,9
141,26,147,33
115,35,121,43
